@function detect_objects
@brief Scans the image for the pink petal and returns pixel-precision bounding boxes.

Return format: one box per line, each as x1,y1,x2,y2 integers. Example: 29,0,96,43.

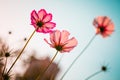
31,10,39,21
44,22,56,29
61,47,75,53
43,14,52,23
106,22,114,31
94,16,105,27
63,37,78,51
102,16,111,27
50,31,55,44
44,38,54,47
31,17,37,24
60,30,70,44
38,9,47,20
101,32,109,38
50,30,61,45
41,27,53,33
32,24,37,29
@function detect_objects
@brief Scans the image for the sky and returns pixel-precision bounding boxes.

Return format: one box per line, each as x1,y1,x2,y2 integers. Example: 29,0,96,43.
0,0,120,80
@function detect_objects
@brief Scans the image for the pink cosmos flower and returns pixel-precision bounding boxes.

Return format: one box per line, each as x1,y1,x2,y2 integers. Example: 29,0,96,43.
93,16,114,37
44,30,78,53
31,9,56,33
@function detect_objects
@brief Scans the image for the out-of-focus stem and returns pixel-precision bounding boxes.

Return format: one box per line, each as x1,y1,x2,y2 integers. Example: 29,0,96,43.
85,70,102,80
36,51,59,80
60,34,96,80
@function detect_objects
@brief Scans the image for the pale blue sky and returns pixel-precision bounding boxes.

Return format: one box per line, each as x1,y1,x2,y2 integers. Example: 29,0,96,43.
0,0,120,80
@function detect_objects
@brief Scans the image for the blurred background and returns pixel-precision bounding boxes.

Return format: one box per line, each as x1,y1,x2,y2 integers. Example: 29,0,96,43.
0,0,120,80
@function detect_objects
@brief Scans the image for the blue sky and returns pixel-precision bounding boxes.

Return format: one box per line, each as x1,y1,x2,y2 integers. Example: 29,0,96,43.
0,0,120,80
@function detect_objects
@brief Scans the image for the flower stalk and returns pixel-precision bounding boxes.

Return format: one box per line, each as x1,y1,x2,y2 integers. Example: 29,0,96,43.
7,27,38,74
85,70,102,80
36,50,59,80
60,34,96,80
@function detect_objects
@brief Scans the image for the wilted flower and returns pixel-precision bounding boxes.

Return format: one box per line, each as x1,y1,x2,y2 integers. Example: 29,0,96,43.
0,43,20,58
44,30,78,53
93,16,114,37
31,9,56,33
8,31,12,35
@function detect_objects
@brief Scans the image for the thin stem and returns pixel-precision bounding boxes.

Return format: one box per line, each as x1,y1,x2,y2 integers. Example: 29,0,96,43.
49,54,64,80
57,54,64,66
7,28,37,74
85,70,102,80
2,58,7,75
60,34,96,80
36,51,59,80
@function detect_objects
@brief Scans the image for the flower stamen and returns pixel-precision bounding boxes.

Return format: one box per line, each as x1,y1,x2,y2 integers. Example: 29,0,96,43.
37,21,44,28
55,45,63,51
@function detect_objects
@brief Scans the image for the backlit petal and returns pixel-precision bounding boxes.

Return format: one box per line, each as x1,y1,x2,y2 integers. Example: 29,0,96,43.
53,30,61,45
38,9,47,20
63,37,78,50
44,38,54,47
102,16,111,27
43,14,52,23
44,22,56,29
60,30,70,44
41,27,53,33
31,10,39,20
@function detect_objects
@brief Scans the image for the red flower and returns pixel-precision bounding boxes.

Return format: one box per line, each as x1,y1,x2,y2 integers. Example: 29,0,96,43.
31,9,56,33
93,16,114,37
44,30,78,53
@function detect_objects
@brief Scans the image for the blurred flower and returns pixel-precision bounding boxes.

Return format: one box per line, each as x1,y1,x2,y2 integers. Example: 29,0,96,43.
23,37,27,42
44,30,78,53
93,16,114,37
8,31,12,35
0,42,21,58
101,65,107,72
2,72,12,80
100,63,110,72
31,9,56,33
15,56,60,80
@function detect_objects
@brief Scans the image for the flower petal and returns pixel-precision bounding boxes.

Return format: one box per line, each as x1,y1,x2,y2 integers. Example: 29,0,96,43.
61,47,75,53
63,37,78,51
44,38,54,47
102,16,111,27
43,14,52,23
31,16,37,24
93,16,104,27
50,30,61,45
60,30,70,44
44,22,56,29
38,9,47,20
31,10,39,21
41,27,53,33
106,22,114,31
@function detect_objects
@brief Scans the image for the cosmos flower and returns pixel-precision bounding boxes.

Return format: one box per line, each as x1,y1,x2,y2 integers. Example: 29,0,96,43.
44,30,78,53
93,16,114,37
0,43,20,58
31,9,56,33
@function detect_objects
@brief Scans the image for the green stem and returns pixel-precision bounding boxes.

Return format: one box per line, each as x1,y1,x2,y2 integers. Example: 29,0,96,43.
7,28,37,74
36,51,59,80
85,70,102,80
60,34,96,80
